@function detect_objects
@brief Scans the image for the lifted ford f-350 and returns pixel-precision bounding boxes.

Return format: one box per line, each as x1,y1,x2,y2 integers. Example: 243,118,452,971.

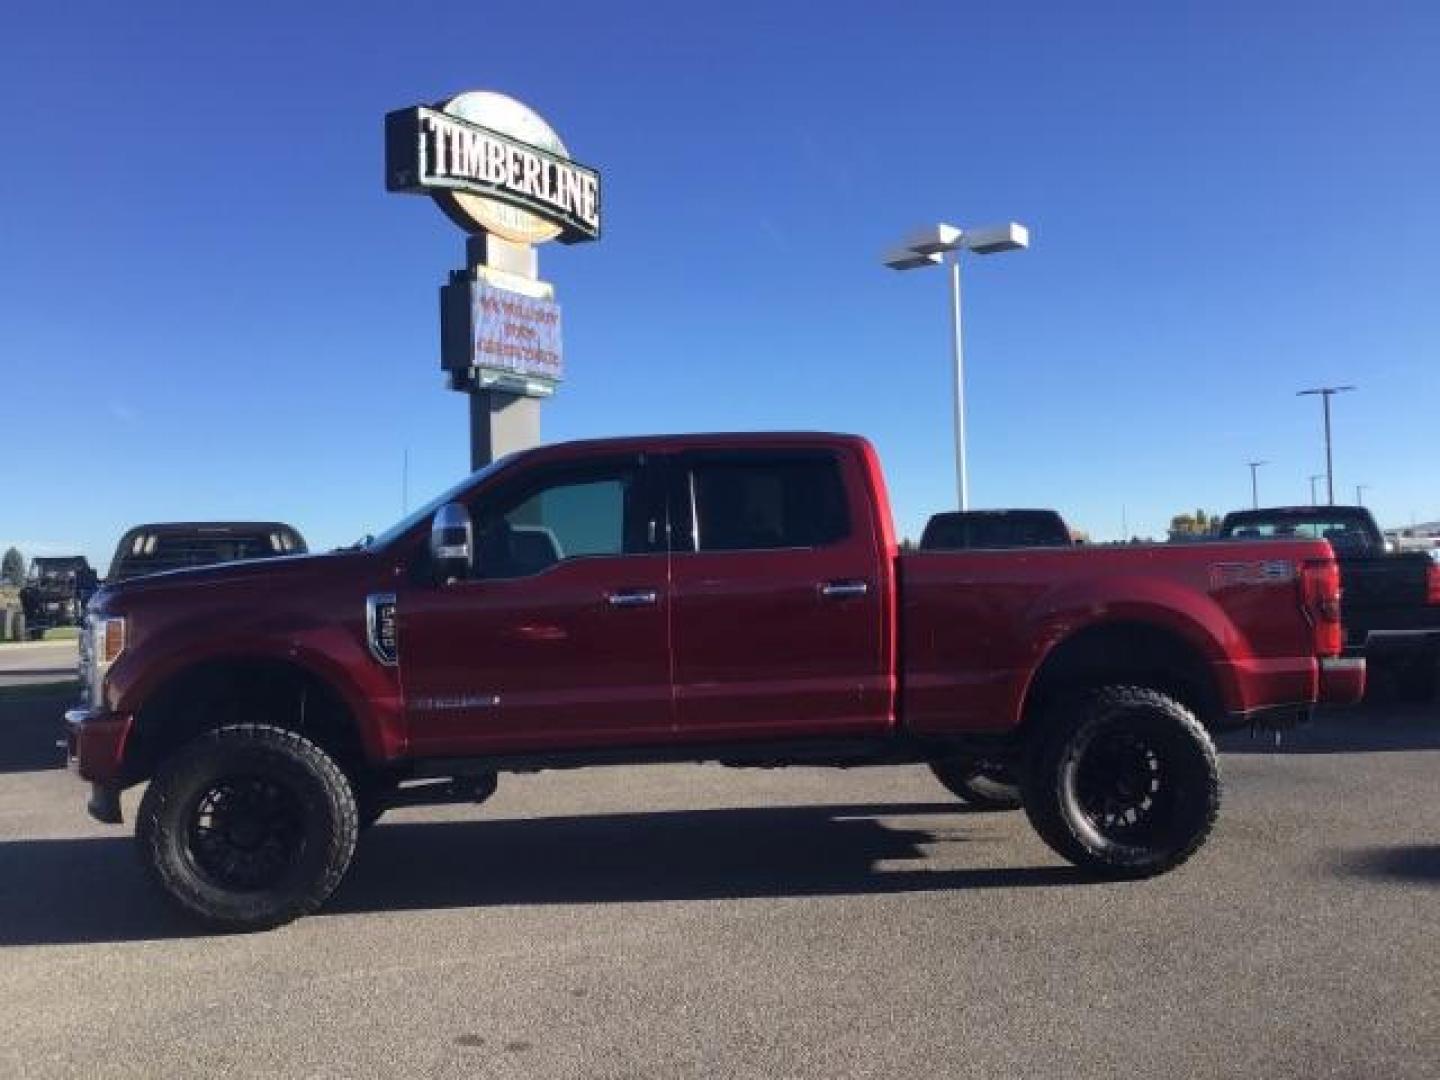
65,433,1364,930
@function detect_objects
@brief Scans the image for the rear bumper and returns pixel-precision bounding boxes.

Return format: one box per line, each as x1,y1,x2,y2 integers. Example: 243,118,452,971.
1318,657,1366,706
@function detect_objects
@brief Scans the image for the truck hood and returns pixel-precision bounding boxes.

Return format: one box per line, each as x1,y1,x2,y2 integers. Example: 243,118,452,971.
92,551,378,610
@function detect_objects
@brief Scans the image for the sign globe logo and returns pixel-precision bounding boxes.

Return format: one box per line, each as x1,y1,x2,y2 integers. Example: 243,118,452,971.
441,92,572,245
385,90,601,245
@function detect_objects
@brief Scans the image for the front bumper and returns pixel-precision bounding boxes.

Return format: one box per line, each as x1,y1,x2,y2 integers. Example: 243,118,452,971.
1318,657,1366,706
64,708,132,824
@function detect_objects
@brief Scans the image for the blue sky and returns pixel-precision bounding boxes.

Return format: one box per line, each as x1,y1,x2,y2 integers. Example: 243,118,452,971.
3,1,1437,569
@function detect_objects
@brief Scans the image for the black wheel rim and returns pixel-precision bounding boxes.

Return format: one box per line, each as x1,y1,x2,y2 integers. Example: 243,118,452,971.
1072,725,1176,848
186,774,306,892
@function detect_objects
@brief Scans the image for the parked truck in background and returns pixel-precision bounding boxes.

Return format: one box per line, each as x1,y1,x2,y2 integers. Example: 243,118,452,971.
106,522,307,583
1218,506,1440,699
918,507,1076,808
920,509,1075,552
66,433,1363,930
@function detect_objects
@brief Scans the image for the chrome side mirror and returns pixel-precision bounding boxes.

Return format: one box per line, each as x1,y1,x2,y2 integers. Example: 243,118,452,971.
429,502,473,581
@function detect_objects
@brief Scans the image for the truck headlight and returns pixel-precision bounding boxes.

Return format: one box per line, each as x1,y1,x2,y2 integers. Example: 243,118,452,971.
85,615,126,705
95,616,126,665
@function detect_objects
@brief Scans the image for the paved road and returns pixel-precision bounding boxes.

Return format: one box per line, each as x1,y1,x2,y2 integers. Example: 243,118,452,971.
1,691,1436,1079
0,641,77,688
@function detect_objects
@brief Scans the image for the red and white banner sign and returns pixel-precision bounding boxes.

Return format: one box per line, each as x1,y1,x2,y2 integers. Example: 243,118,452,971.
471,282,563,384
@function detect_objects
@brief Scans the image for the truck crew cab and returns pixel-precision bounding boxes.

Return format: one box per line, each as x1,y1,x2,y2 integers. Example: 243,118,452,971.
67,434,1364,930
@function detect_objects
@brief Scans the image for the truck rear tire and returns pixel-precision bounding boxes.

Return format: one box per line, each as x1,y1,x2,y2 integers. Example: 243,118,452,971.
136,724,358,931
929,757,1022,811
1022,686,1219,879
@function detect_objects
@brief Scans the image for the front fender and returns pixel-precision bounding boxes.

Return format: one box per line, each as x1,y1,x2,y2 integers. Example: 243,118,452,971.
106,615,404,764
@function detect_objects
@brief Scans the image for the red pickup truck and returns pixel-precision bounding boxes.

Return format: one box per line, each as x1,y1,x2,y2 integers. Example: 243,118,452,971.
66,433,1363,930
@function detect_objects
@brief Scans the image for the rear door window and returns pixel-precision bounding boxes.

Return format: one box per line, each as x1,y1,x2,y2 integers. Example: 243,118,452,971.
678,453,850,552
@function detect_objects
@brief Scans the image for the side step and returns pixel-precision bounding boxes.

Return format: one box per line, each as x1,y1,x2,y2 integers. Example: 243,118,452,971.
387,774,498,809
403,733,1021,780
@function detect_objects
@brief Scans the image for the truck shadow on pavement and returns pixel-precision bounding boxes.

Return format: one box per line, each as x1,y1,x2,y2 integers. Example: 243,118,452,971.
1332,845,1440,885
1215,703,1440,756
0,691,75,773
0,803,1087,948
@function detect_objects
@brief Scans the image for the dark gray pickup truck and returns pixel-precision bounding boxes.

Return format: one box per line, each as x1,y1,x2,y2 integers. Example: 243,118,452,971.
1219,506,1440,698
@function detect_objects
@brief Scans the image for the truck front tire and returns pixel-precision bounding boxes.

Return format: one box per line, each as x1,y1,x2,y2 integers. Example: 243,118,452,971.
1022,686,1219,878
136,724,358,931
929,757,1023,811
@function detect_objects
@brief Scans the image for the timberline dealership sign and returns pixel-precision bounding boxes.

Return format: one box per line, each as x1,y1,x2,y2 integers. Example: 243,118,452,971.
386,91,601,245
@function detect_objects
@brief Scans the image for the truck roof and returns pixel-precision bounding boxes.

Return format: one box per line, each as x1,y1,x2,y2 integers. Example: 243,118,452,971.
114,521,304,536
31,556,92,569
1224,505,1371,518
519,431,871,457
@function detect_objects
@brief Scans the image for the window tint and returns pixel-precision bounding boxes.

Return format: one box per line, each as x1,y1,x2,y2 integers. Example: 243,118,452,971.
475,465,647,578
688,455,850,552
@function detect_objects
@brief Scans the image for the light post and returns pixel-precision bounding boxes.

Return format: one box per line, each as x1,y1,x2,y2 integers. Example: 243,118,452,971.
1355,484,1370,506
1308,474,1324,505
1247,460,1268,509
1297,385,1355,505
884,222,1030,510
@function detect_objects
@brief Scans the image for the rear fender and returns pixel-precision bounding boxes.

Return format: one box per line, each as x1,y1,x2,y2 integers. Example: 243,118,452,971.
1019,575,1242,722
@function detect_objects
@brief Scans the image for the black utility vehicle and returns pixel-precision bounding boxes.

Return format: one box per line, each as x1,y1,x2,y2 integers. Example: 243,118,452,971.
106,522,307,583
1219,505,1440,698
19,556,97,637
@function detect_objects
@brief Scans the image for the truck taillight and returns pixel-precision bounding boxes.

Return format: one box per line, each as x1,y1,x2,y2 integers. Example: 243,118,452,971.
1428,561,1440,606
1301,558,1342,658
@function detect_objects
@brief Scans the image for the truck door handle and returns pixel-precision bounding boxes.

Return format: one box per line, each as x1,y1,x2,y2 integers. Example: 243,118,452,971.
606,589,659,608
820,579,869,600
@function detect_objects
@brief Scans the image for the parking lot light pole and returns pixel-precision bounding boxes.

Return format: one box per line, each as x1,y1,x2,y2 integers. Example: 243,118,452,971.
884,222,1030,511
1247,460,1268,509
1308,474,1324,505
1297,385,1355,506
1356,484,1370,506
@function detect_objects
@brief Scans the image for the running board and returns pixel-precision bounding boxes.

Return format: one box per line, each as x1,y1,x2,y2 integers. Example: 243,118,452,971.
404,732,1019,779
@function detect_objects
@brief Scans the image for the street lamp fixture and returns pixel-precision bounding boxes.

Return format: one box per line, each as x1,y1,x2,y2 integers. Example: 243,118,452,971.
884,221,1031,510
1296,385,1355,506
1246,461,1268,509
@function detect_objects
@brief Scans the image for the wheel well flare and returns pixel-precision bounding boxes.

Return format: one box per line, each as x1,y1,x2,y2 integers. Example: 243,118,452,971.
127,659,362,780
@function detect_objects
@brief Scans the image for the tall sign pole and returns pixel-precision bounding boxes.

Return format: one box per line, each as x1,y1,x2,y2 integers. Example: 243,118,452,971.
385,91,601,469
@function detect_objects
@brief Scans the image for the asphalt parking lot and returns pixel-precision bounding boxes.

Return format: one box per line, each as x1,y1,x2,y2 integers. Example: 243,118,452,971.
1,666,1436,1079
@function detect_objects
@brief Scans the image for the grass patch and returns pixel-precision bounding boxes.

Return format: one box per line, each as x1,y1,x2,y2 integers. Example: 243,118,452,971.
43,627,81,641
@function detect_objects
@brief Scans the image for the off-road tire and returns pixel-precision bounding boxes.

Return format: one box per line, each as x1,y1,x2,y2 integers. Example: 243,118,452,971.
136,724,358,931
1021,685,1220,878
929,757,1023,811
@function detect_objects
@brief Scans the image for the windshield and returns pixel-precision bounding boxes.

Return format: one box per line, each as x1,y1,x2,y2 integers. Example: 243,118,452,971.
367,455,516,550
